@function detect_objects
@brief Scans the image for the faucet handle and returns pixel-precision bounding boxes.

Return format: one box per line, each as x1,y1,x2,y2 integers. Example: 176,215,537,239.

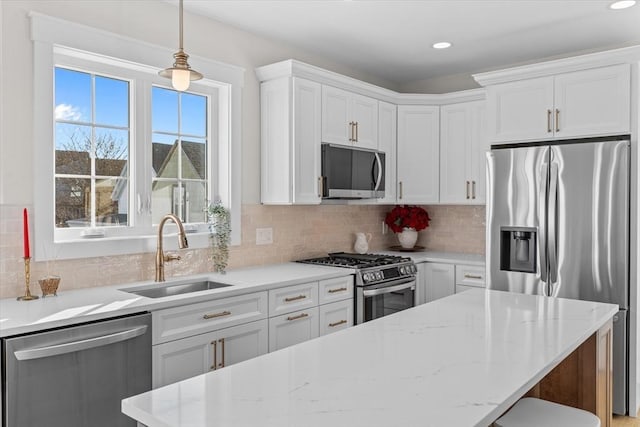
164,252,181,262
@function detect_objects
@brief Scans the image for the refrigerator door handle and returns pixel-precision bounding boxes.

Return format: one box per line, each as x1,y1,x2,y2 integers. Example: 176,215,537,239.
548,162,559,288
539,161,549,289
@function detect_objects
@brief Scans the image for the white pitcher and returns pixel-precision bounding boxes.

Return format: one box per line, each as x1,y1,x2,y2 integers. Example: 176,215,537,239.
354,232,372,254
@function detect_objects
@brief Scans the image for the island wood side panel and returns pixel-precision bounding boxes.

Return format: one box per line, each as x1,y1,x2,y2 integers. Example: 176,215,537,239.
523,319,613,427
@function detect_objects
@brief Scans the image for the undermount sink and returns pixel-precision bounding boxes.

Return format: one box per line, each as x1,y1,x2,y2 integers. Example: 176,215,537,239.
123,281,232,299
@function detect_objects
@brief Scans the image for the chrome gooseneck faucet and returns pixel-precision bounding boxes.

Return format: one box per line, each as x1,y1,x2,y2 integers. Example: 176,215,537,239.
155,214,189,282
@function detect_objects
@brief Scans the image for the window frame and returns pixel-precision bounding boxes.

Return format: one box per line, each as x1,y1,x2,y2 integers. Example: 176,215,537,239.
32,12,243,261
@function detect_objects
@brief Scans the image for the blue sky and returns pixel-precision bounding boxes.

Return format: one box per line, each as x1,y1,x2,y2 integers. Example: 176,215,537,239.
54,67,207,159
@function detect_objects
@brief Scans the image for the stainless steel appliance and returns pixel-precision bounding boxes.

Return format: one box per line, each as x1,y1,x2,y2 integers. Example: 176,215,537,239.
486,136,630,414
321,144,385,199
2,312,152,426
298,252,416,324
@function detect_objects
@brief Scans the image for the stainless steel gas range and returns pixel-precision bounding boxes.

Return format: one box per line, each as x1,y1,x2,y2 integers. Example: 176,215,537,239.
297,252,417,324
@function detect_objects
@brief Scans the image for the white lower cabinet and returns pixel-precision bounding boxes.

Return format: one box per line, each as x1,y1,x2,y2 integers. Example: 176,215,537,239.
152,319,268,388
425,263,455,302
269,307,320,352
319,299,353,336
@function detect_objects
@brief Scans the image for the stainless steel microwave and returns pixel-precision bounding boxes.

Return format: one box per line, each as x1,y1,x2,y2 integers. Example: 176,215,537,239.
321,144,385,199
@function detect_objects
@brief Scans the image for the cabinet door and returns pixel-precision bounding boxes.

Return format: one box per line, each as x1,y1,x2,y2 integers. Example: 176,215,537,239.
415,262,427,305
351,93,378,149
487,77,554,144
424,262,455,303
213,319,269,370
440,103,469,204
269,307,320,352
469,101,488,204
378,101,397,203
322,85,351,145
554,64,631,138
293,78,322,204
153,320,268,388
319,299,353,336
397,105,440,204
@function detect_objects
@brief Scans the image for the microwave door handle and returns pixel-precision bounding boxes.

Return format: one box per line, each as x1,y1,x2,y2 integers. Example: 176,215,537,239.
373,152,382,191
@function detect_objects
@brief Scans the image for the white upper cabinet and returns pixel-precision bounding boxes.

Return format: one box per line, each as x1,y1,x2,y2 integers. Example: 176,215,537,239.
553,65,631,138
397,105,440,204
440,101,487,204
487,64,630,143
261,77,322,205
378,101,397,203
322,86,378,150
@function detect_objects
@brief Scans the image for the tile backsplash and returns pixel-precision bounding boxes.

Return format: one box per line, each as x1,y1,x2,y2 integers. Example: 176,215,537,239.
0,203,485,298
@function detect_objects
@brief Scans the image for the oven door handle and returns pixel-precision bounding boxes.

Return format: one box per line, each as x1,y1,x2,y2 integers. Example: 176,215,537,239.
363,281,415,297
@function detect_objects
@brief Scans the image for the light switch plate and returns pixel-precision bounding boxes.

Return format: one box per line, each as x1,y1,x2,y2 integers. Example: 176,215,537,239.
256,227,273,245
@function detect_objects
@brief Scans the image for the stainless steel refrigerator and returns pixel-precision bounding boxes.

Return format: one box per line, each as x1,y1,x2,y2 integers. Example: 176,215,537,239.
486,137,630,414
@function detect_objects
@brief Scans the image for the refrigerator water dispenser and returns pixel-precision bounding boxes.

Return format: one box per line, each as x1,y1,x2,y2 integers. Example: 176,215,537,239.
500,227,537,273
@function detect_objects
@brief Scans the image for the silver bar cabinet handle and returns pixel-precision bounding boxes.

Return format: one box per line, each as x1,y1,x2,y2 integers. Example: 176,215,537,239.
547,109,552,133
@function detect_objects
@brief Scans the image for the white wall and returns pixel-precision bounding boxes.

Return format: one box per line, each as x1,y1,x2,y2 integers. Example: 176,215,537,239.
0,0,399,207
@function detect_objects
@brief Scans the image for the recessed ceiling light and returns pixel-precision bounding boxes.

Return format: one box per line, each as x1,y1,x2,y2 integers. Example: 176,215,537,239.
432,42,452,49
609,0,636,9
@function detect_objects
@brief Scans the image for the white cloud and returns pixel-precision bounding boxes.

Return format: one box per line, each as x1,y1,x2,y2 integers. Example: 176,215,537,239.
55,103,82,121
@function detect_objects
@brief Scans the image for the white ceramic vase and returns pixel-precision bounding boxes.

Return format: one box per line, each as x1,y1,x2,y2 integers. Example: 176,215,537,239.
397,228,418,249
354,232,372,254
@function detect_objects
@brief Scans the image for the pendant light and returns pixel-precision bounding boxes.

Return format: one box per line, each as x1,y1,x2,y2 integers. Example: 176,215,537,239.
159,0,203,91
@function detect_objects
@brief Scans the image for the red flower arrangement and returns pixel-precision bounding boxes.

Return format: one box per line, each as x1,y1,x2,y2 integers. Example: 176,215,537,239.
384,205,431,233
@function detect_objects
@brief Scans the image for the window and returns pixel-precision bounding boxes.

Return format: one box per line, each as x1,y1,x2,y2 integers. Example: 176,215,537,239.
54,67,131,228
32,13,243,260
151,87,208,224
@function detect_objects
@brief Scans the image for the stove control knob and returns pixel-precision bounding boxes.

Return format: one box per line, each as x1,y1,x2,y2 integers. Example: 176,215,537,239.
410,265,417,274
376,271,383,281
400,266,406,275
363,273,371,282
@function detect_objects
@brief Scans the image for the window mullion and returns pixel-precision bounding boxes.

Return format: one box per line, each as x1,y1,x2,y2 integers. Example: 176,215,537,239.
90,74,97,228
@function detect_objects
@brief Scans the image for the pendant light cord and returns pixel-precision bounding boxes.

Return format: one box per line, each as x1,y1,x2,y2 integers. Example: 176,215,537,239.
179,0,184,51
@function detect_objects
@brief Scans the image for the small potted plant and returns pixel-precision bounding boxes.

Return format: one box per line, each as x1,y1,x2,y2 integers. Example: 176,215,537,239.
384,205,431,249
207,201,231,273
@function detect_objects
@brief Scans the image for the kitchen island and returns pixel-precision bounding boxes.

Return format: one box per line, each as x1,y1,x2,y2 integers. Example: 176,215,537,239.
122,289,617,427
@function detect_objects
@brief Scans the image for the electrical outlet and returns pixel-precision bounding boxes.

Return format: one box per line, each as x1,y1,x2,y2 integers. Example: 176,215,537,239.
256,227,273,245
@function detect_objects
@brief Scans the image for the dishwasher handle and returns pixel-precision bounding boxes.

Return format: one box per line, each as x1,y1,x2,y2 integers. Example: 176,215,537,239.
14,325,148,361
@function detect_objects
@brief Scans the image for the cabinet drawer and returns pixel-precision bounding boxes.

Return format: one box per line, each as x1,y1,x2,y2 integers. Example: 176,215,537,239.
268,307,320,352
455,265,486,288
269,281,319,317
319,299,353,336
152,292,268,344
318,276,354,304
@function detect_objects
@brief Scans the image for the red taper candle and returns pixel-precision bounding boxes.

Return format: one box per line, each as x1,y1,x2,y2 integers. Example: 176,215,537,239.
23,208,30,258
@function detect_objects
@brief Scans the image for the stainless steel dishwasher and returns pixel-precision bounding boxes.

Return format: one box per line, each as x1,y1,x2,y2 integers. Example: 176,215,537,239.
2,312,151,427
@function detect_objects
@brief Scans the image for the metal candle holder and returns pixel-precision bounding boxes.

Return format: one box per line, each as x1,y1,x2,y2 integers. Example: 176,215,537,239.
17,257,39,301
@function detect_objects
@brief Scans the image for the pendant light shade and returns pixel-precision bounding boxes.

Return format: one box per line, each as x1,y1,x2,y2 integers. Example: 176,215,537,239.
159,0,202,91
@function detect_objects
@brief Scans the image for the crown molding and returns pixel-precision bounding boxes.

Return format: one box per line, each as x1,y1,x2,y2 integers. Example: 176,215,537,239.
473,45,640,87
255,59,485,105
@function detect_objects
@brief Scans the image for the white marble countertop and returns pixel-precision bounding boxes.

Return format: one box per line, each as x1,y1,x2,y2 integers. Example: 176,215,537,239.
122,289,617,427
385,250,485,265
0,263,352,337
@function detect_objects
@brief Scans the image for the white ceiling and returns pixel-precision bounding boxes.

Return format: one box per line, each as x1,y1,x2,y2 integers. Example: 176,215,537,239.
181,0,640,86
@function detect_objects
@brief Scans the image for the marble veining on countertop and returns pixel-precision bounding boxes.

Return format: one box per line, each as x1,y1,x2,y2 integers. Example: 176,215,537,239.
0,262,352,337
122,289,617,427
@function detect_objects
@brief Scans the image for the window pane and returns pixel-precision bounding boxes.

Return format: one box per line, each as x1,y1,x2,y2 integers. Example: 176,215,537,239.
181,138,207,180
95,127,128,176
152,135,178,179
95,76,129,127
55,123,91,175
151,179,178,224
181,92,207,136
184,181,207,223
55,177,90,228
55,68,91,123
96,177,128,226
152,86,178,133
